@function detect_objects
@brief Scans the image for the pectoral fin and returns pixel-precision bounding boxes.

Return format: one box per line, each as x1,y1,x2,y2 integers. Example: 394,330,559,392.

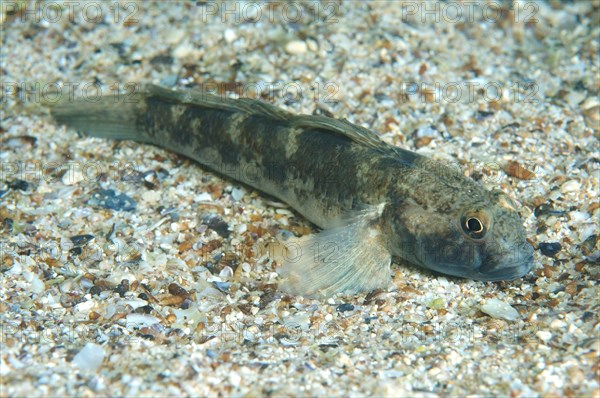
278,205,391,297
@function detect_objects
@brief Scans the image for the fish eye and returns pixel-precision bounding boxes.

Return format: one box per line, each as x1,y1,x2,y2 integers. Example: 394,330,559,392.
461,211,488,239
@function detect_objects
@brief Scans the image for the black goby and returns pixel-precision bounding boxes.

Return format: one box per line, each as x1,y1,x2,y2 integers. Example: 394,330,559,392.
50,84,534,297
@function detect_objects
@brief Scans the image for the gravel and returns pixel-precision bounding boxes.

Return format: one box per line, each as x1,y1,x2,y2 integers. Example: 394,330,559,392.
1,1,598,397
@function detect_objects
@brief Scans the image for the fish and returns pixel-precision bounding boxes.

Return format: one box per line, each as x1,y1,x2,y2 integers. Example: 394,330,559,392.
48,84,535,297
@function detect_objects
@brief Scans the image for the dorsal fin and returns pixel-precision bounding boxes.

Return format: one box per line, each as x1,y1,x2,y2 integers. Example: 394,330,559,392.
144,84,392,153
289,113,390,153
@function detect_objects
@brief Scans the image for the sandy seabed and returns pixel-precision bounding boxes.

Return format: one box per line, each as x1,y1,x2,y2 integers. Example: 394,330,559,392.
1,1,599,396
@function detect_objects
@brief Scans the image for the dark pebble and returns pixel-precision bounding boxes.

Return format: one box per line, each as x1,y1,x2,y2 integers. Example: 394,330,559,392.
336,303,355,312
203,215,230,238
8,179,29,191
150,54,174,65
89,286,103,296
580,234,598,257
87,189,136,211
168,283,188,296
319,343,339,348
534,204,565,218
475,110,494,120
70,234,95,246
539,242,562,257
109,42,128,57
136,305,154,314
115,279,130,297
138,293,149,300
69,247,82,256
181,298,192,309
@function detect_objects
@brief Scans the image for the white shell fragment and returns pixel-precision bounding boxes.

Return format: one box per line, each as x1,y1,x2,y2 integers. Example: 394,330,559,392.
480,298,521,321
126,313,161,327
72,343,105,373
285,40,308,55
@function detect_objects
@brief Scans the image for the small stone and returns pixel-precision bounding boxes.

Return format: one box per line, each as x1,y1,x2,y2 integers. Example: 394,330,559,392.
536,330,552,343
115,279,130,297
504,161,535,180
427,298,446,310
480,298,520,321
306,38,318,52
142,190,161,203
7,179,29,191
560,180,581,193
580,235,598,260
165,29,185,45
539,242,562,257
231,187,245,201
213,281,231,293
195,192,213,202
62,168,85,185
534,204,565,218
581,97,599,131
204,215,230,238
567,366,586,384
159,74,178,87
70,234,94,246
336,303,355,312
475,110,495,120
168,283,188,296
413,125,439,138
173,42,195,59
224,29,237,43
565,90,586,107
285,40,307,55
149,54,174,65
229,371,241,386
72,343,105,373
125,313,160,327
30,273,44,294
415,136,433,148
87,189,136,211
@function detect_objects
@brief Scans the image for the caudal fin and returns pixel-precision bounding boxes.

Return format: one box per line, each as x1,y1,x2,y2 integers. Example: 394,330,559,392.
47,88,149,142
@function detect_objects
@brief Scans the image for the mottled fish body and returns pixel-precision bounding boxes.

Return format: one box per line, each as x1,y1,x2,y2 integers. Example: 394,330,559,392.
50,84,534,297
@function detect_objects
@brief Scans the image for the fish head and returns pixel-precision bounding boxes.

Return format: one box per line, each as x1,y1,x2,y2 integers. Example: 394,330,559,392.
391,188,534,281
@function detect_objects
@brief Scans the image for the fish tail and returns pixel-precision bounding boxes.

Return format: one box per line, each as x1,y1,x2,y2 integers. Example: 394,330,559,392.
47,88,150,143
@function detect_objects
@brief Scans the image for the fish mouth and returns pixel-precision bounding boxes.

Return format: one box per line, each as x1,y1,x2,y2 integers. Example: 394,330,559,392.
412,248,534,282
473,253,535,281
